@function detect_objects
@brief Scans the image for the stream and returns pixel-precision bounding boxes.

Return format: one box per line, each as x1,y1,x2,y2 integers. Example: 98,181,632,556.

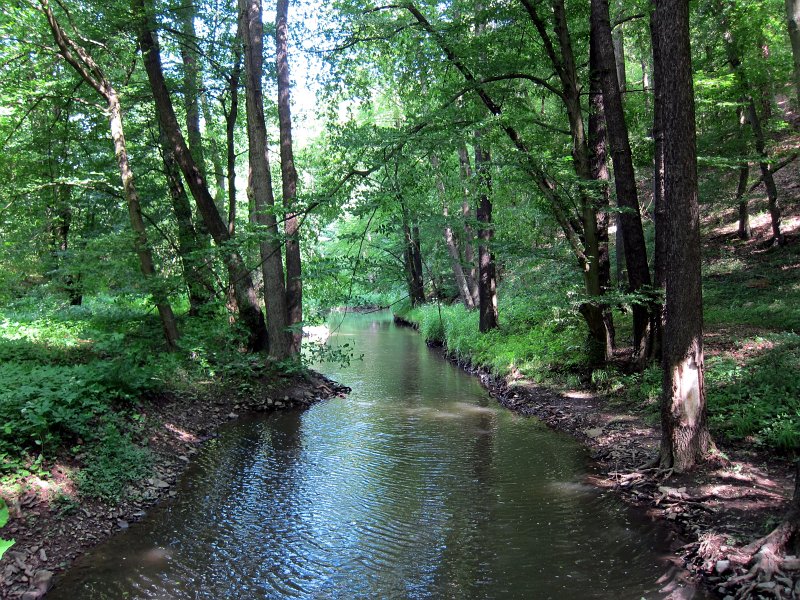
49,311,673,599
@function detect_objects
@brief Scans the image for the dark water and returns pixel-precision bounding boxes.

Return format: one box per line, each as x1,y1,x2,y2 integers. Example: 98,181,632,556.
49,312,673,599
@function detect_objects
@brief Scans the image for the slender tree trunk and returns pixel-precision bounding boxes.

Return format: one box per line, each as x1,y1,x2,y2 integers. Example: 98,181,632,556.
736,163,751,239
159,128,214,315
400,198,425,306
654,0,712,473
225,48,242,236
458,144,480,305
39,0,179,349
474,136,498,332
592,0,653,360
612,21,626,93
786,0,800,107
432,154,474,308
133,0,268,351
201,94,228,208
724,29,785,245
650,7,665,363
276,0,302,354
109,94,180,348
746,99,785,245
239,0,292,359
179,3,205,176
520,0,609,358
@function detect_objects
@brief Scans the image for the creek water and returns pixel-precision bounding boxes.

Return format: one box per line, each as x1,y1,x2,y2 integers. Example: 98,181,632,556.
49,311,674,599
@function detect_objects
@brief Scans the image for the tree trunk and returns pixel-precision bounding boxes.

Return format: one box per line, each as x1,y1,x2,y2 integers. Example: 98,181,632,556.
239,0,292,359
225,48,242,236
276,0,302,354
474,136,498,332
612,21,626,93
159,128,215,315
650,7,665,363
201,94,228,209
457,144,480,305
746,98,785,245
133,0,268,351
591,0,653,360
109,94,180,349
786,0,800,107
653,0,712,473
179,2,205,177
587,16,615,362
724,29,785,246
400,198,425,307
736,163,751,240
520,0,610,359
432,154,474,309
39,0,179,349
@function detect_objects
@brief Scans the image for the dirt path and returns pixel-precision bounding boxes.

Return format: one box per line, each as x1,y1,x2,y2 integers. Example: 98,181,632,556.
0,372,349,599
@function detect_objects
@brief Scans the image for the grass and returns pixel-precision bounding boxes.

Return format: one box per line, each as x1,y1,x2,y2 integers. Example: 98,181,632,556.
395,211,800,454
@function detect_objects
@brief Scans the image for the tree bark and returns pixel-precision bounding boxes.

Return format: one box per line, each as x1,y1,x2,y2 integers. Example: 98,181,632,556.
587,17,615,362
276,0,302,354
39,0,179,349
650,6,665,362
225,48,242,236
474,136,498,332
239,0,292,359
133,0,268,352
654,0,713,473
591,0,653,360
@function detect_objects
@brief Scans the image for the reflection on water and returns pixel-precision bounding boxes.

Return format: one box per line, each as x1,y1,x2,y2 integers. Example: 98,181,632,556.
49,312,672,599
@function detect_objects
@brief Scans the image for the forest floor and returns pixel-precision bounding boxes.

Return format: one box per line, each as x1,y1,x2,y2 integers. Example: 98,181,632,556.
0,371,349,599
396,179,800,599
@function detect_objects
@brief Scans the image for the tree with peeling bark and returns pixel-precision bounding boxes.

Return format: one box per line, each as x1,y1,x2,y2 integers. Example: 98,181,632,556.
653,0,713,473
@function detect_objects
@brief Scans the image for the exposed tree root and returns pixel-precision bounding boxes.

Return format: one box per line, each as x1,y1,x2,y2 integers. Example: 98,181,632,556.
723,518,799,599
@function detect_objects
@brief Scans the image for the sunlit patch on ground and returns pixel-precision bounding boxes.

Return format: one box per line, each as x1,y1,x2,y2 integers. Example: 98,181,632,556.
163,423,200,443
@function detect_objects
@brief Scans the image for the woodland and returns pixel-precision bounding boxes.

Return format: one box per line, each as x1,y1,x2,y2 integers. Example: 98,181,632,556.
0,0,799,597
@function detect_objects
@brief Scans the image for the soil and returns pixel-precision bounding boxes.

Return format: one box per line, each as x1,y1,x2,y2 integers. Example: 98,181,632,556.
0,370,350,599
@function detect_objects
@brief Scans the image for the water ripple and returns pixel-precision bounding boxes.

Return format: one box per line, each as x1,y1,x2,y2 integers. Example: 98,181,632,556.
50,313,675,599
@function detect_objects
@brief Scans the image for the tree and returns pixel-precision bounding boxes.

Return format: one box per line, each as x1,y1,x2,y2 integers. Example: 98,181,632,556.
38,0,180,349
276,0,303,353
653,0,713,472
133,0,269,352
786,0,800,105
591,0,653,359
238,0,292,359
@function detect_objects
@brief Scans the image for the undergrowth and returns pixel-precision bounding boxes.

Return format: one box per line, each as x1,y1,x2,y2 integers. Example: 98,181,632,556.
0,294,294,501
396,246,800,454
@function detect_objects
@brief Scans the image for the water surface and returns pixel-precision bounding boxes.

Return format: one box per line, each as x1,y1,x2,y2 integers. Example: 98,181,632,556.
50,311,671,598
